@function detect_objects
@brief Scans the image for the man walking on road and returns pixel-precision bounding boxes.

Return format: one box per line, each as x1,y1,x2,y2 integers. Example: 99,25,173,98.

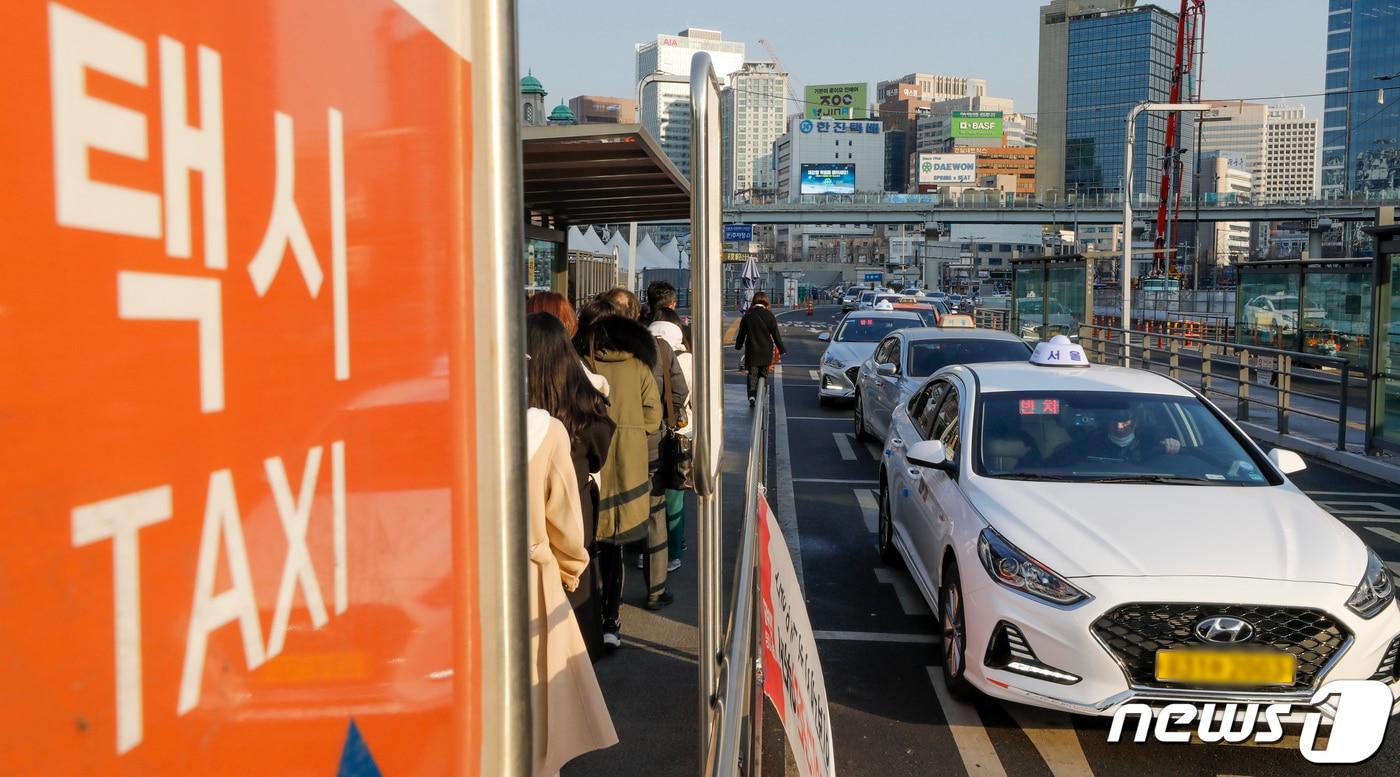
735,291,784,406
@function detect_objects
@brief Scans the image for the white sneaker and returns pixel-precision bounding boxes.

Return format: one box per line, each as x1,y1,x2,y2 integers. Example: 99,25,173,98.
603,632,621,650
634,555,645,570
667,558,682,572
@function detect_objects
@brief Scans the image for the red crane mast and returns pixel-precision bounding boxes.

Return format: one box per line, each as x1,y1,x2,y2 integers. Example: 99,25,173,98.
1153,0,1206,275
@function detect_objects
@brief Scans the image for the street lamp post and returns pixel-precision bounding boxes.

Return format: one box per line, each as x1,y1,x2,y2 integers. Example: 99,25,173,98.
1122,102,1210,360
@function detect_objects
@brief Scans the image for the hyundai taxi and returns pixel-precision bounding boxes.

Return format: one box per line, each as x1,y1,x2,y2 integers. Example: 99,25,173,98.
878,335,1400,718
816,304,922,405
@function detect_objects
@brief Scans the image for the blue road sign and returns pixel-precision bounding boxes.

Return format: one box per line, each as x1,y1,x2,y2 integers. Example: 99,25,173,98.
724,224,754,242
863,272,883,282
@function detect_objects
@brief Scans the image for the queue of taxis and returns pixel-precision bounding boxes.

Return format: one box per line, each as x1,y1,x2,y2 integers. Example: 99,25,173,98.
874,336,1400,719
817,303,923,405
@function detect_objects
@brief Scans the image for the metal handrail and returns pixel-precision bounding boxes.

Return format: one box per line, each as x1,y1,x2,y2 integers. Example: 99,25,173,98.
1079,325,1354,450
706,376,768,776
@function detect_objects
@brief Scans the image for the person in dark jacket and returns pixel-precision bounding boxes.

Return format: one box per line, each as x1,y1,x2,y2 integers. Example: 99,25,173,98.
735,291,785,405
526,313,616,660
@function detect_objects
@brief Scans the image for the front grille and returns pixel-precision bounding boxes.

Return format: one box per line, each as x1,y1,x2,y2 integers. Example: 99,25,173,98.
1091,603,1349,692
845,366,860,385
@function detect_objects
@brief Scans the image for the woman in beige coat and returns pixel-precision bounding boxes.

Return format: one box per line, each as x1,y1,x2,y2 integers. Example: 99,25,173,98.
527,408,618,774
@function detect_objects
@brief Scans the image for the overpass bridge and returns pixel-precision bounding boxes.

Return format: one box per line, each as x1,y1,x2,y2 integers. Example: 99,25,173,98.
723,196,1396,226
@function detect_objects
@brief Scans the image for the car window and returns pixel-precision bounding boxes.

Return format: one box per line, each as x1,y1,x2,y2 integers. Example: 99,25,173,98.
927,389,962,460
976,390,1279,484
913,308,940,326
886,341,901,370
835,316,921,342
907,339,1033,378
909,381,946,434
873,338,894,364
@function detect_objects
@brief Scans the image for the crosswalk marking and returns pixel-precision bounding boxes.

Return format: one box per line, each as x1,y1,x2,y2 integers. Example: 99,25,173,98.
854,488,879,533
1313,500,1400,516
809,369,820,381
875,567,931,615
833,432,857,461
927,667,1009,777
1004,704,1095,777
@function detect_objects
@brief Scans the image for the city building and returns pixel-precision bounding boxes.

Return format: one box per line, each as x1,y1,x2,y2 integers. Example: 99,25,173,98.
1199,152,1254,264
875,73,987,104
567,95,637,124
773,115,885,199
1265,105,1319,201
635,28,745,177
520,70,547,127
546,101,577,125
875,73,987,190
1037,0,1178,198
1323,0,1400,199
720,61,789,199
1195,101,1268,194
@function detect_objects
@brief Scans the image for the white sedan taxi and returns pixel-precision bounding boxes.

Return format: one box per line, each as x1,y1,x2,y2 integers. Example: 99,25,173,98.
816,305,922,404
878,335,1400,718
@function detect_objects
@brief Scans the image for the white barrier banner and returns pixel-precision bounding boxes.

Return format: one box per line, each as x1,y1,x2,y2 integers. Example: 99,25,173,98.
759,495,835,777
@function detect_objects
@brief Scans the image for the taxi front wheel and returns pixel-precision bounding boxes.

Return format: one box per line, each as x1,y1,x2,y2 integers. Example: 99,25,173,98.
940,561,976,701
854,392,874,442
877,476,901,566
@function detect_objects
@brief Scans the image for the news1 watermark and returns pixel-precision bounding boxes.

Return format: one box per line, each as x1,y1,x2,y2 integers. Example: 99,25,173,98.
1107,680,1395,764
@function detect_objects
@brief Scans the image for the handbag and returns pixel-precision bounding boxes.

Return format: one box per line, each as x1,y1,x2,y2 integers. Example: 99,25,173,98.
657,341,694,491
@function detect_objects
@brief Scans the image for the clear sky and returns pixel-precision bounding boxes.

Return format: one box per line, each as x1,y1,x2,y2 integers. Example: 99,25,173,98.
518,0,1328,119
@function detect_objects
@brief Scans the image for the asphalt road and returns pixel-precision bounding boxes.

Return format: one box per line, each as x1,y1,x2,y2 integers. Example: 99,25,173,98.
762,304,1400,777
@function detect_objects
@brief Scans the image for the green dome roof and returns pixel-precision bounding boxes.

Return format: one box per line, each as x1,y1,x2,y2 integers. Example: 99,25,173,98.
548,102,576,123
520,71,546,95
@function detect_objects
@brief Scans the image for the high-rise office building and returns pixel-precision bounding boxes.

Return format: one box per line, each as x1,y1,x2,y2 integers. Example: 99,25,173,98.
635,28,745,177
875,73,986,190
1265,105,1319,201
567,95,637,124
875,73,986,104
721,61,789,198
1037,0,1178,198
1322,0,1400,198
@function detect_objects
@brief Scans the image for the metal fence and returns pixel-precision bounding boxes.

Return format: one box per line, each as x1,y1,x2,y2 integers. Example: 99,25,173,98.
1078,325,1355,451
705,376,768,776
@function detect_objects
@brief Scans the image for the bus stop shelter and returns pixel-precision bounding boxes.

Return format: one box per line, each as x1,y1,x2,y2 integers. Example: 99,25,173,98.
522,124,690,296
1010,253,1092,343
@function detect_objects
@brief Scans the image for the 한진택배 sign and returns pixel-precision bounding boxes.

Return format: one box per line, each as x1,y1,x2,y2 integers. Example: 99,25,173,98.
804,83,868,119
759,495,835,777
918,153,978,185
951,111,1003,139
800,163,856,195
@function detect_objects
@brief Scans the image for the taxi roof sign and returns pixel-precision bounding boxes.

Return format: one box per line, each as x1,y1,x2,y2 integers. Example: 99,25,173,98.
1030,335,1090,367
938,314,975,328
873,300,895,311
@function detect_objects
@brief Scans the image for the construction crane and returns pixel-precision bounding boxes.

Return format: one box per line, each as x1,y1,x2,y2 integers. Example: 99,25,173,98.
1152,0,1207,276
757,38,801,106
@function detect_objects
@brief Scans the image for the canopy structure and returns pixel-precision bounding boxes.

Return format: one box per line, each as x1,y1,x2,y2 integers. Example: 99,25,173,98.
523,124,691,225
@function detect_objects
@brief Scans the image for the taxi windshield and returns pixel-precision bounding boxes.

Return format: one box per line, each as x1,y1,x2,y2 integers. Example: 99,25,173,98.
835,315,920,342
908,339,1031,377
976,391,1277,485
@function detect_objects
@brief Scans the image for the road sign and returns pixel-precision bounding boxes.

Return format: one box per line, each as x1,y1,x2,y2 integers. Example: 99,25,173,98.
724,223,754,242
864,272,883,282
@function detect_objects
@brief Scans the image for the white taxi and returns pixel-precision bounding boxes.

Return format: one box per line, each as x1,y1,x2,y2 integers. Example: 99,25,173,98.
816,304,922,405
878,336,1400,718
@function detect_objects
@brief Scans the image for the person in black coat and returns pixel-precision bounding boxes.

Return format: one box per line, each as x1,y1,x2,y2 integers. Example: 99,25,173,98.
526,312,616,660
734,291,785,405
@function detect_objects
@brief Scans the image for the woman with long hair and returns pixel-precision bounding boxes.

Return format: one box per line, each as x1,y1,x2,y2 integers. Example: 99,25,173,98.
529,292,609,397
526,312,614,660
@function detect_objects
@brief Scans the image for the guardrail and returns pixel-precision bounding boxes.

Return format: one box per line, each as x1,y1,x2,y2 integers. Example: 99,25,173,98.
1078,325,1354,451
704,376,768,777
725,191,1400,211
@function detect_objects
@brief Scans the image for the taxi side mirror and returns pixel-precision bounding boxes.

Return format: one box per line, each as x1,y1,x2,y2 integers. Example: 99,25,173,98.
1267,448,1307,475
908,439,955,473
877,362,898,377
818,331,831,342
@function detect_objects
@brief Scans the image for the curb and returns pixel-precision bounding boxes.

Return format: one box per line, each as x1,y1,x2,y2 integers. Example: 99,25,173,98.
1240,421,1400,487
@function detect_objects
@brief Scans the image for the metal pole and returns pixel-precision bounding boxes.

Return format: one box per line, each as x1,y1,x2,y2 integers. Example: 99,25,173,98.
1123,103,1146,363
1193,117,1203,290
690,52,724,768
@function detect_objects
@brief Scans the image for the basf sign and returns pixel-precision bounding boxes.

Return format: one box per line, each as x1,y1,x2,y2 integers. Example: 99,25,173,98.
804,83,868,119
951,111,1004,139
918,153,978,185
800,163,856,195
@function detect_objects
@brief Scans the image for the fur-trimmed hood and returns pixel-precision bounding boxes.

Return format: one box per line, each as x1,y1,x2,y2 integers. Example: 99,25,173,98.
576,315,658,368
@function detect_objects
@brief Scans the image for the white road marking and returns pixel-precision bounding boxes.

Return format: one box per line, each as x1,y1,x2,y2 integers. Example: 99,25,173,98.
809,369,820,381
784,415,848,421
1004,704,1095,777
1314,500,1400,515
834,432,857,461
791,477,880,484
875,567,931,615
927,667,1009,777
772,365,804,588
1306,491,1400,498
854,488,879,534
813,630,936,644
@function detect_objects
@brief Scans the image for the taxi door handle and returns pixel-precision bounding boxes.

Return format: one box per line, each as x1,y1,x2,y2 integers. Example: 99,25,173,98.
891,437,903,447
906,467,921,478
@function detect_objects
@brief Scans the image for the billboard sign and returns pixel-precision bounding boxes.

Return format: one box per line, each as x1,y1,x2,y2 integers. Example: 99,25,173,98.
804,83,868,119
800,163,856,195
951,111,1004,139
918,153,978,185
724,224,754,242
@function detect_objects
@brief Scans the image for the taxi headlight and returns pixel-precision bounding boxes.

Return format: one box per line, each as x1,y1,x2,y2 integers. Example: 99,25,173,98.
821,354,845,369
1347,547,1395,619
977,528,1088,606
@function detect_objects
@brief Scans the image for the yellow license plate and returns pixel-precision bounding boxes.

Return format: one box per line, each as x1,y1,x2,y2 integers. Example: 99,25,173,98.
1155,649,1296,686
